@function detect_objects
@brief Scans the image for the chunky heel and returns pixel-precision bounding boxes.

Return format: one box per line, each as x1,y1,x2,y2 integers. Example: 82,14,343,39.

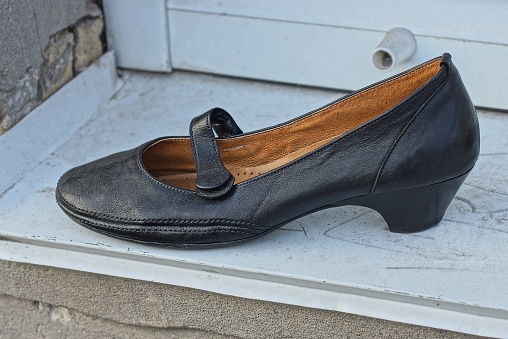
349,170,471,233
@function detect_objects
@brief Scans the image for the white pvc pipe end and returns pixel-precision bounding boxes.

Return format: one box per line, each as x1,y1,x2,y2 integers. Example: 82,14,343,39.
373,28,416,71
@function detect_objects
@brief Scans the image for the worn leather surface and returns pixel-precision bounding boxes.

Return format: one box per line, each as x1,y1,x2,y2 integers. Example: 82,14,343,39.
373,60,480,193
189,108,237,198
56,54,480,246
142,59,441,190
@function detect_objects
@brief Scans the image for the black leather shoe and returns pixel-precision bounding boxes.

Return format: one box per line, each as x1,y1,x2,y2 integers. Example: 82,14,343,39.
56,53,480,248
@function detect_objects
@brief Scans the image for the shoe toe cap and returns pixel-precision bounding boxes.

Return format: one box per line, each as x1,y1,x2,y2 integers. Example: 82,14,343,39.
56,149,134,218
57,162,105,216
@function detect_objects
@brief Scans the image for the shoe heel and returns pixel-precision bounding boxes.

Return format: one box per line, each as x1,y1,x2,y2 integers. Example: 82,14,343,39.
357,170,471,233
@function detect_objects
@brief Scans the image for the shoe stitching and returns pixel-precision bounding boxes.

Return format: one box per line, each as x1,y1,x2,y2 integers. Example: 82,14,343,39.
145,60,440,146
57,190,264,228
59,194,266,229
75,216,258,235
93,224,259,235
136,147,195,194
371,70,450,193
136,60,441,192
61,60,443,225
252,169,285,222
239,64,445,189
218,59,441,140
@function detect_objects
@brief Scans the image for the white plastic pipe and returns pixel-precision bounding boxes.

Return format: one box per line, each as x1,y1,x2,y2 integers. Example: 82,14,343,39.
372,28,416,71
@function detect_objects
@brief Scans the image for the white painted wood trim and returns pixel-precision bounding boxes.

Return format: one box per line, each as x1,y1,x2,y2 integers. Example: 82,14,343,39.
103,0,172,72
168,9,508,110
99,0,507,109
168,0,508,45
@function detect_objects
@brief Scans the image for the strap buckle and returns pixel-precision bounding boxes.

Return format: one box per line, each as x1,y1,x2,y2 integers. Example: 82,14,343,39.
189,108,242,199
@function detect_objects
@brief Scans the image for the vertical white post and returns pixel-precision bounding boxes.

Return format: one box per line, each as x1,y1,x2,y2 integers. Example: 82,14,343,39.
103,0,172,72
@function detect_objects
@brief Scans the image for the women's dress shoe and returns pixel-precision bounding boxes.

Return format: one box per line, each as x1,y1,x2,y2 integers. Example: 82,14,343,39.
56,53,480,248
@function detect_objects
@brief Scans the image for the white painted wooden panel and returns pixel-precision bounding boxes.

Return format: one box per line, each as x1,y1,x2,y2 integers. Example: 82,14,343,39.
101,0,507,108
168,10,508,110
103,0,172,72
169,0,508,45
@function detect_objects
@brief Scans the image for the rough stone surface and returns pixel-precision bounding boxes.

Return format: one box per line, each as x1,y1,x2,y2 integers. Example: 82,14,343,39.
38,30,75,100
0,0,86,92
0,70,39,133
0,260,482,339
74,16,105,72
0,0,44,92
33,0,87,47
86,1,103,18
0,0,104,136
0,294,231,339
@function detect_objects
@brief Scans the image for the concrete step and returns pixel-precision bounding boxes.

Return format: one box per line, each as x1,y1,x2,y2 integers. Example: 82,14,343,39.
0,53,507,337
0,260,479,338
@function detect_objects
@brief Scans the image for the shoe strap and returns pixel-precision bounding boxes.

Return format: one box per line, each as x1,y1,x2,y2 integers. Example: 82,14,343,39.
189,107,242,199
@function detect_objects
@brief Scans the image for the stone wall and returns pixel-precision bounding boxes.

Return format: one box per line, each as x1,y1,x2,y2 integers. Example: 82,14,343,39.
0,0,105,135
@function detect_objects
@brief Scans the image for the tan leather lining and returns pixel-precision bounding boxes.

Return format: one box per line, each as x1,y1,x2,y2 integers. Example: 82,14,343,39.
143,58,442,190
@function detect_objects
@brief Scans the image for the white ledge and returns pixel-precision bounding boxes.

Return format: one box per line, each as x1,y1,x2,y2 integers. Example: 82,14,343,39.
1,58,507,337
0,51,118,194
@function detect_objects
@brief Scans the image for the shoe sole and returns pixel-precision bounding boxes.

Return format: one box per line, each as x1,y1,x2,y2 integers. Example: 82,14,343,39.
56,169,471,249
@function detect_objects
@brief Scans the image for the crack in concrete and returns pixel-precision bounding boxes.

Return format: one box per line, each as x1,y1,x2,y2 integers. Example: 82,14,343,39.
0,182,16,200
32,9,43,60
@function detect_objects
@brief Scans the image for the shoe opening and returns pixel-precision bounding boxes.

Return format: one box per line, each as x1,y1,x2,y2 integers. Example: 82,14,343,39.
143,58,443,190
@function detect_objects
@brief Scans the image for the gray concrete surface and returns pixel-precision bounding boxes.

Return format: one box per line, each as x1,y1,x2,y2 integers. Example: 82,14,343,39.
0,294,231,339
0,0,104,134
0,260,482,338
0,0,86,91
